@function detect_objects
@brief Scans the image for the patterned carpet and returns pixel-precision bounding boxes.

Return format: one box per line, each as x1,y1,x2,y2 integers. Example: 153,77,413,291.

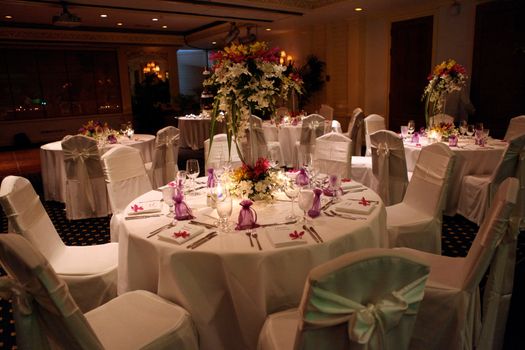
0,199,524,348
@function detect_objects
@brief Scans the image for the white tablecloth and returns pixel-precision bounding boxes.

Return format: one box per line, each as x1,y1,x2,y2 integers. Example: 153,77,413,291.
116,184,386,350
178,117,214,150
404,137,507,215
40,134,155,202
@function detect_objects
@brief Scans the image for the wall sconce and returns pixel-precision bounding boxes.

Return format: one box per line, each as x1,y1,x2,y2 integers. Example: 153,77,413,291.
143,61,162,78
279,51,293,65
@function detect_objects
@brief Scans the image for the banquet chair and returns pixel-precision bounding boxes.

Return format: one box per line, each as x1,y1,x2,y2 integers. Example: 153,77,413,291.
0,176,118,312
0,234,199,350
386,142,455,254
331,120,343,133
318,104,334,120
204,133,243,169
430,113,454,126
370,130,409,206
61,134,110,220
457,133,525,225
396,177,519,350
294,114,325,168
364,114,386,156
242,115,278,165
101,145,152,242
313,132,352,178
503,114,525,141
145,126,180,188
347,108,365,156
257,248,430,350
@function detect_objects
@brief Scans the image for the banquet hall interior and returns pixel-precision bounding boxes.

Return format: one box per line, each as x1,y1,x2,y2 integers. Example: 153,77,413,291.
1,0,524,349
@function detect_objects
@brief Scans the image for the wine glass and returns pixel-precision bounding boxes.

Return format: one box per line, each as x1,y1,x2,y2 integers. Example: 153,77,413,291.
329,174,342,202
298,188,314,223
459,120,468,137
162,186,175,218
466,124,475,138
215,190,232,232
176,170,187,191
400,125,409,140
407,120,416,136
284,180,300,220
186,159,200,195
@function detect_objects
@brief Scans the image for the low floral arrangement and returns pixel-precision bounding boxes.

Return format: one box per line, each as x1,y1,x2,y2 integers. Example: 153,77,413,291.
78,120,118,143
226,158,286,201
428,122,459,139
422,59,468,126
203,41,303,165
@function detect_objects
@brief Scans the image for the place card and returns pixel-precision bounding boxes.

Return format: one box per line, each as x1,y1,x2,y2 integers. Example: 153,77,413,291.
127,201,162,216
266,225,308,248
158,223,205,244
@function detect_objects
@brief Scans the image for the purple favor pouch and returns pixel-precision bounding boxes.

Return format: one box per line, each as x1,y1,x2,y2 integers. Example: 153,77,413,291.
174,191,194,220
295,168,309,187
235,199,259,230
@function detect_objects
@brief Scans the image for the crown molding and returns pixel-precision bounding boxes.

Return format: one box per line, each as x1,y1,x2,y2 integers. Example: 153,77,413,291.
0,27,184,46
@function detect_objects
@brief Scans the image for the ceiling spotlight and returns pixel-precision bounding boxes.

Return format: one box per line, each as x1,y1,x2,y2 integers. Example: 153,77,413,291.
265,28,271,31
100,14,108,18
152,18,159,21
5,15,13,19
162,25,167,29
354,7,363,12
117,22,123,26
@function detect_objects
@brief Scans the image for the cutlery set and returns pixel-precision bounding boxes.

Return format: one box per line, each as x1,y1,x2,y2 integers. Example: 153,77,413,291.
189,220,217,229
187,231,217,249
324,210,366,220
245,231,262,250
147,222,175,238
303,225,324,243
125,214,163,220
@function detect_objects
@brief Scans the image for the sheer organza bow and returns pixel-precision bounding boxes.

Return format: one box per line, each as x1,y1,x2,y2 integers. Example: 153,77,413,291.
174,191,194,220
296,168,310,187
235,199,259,230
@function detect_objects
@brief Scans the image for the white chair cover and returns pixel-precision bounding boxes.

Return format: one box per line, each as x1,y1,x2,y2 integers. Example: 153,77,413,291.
331,120,343,133
101,145,152,242
370,130,408,206
257,248,430,350
0,234,199,350
386,143,455,254
263,124,285,167
61,135,109,220
313,132,352,178
319,104,334,120
242,115,269,165
295,114,326,167
364,114,386,156
397,177,519,350
503,115,525,141
348,109,365,157
146,126,180,188
204,133,243,169
457,134,525,225
0,176,117,312
430,113,454,126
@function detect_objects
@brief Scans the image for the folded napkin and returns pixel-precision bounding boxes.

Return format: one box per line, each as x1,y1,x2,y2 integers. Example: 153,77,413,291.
341,182,362,190
127,201,162,215
266,225,308,248
158,223,205,244
334,198,377,215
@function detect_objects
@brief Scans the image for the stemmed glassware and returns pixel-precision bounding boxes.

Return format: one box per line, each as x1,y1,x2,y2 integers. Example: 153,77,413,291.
298,188,314,223
459,120,468,137
466,125,475,138
214,186,232,232
407,120,416,136
329,174,342,203
176,170,187,190
162,186,175,218
284,180,300,220
400,126,409,141
186,159,200,195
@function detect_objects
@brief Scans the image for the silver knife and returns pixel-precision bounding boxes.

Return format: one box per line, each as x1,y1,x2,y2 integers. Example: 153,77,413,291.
259,220,297,227
190,220,217,229
302,225,319,243
189,232,218,249
309,226,324,243
125,214,163,220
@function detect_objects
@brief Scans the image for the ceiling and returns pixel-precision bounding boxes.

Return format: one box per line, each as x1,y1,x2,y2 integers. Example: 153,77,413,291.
0,0,447,48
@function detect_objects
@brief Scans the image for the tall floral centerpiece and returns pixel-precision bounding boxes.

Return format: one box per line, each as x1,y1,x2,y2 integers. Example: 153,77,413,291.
203,41,303,165
422,59,468,127
227,158,286,201
78,120,118,144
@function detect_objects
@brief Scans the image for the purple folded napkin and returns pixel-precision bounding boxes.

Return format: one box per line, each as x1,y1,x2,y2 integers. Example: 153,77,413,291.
207,168,216,188
308,188,323,218
174,191,194,220
236,199,259,230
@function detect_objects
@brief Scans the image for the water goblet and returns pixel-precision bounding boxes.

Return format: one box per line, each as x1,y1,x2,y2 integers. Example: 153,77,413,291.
466,124,475,138
162,187,175,218
400,125,409,141
407,120,416,136
284,180,300,220
298,188,314,223
459,120,468,136
215,191,232,232
186,159,200,195
176,170,187,191
329,174,342,202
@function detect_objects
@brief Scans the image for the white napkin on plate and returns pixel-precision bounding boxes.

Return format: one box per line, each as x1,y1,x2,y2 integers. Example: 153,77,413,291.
127,201,162,215
158,223,205,244
266,225,308,248
341,181,362,190
334,200,376,215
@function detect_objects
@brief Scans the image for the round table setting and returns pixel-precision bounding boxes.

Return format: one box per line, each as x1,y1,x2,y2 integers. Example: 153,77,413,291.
403,136,507,215
40,134,155,202
115,179,386,350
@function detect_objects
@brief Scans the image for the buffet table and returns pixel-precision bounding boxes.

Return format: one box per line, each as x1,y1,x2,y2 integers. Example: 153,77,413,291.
115,183,386,350
40,134,155,202
404,137,507,215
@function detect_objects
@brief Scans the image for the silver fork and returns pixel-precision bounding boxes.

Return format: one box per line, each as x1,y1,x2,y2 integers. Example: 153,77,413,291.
147,222,175,238
252,232,262,251
246,231,254,247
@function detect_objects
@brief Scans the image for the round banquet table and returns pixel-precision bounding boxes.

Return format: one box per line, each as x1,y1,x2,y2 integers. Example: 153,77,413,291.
40,134,155,202
404,137,507,215
115,182,387,350
178,116,214,150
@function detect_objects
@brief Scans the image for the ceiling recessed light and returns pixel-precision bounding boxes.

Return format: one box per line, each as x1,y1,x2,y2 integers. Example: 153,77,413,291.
354,7,363,12
100,14,108,18
265,28,271,31
162,25,167,29
152,18,159,21
5,15,13,19
212,41,217,45
117,22,123,26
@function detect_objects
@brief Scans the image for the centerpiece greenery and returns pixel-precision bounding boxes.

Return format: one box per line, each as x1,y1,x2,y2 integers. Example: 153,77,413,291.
78,120,118,144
